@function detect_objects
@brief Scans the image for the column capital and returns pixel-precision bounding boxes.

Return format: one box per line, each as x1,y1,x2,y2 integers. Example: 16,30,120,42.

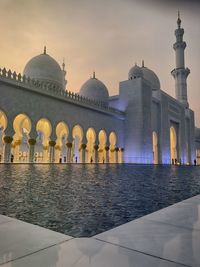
105,146,109,151
28,138,36,146
49,140,56,147
3,136,13,144
67,135,73,144
66,142,73,148
94,144,99,150
81,143,87,149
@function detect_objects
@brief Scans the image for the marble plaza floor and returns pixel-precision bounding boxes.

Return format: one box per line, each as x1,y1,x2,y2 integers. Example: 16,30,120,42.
0,195,200,267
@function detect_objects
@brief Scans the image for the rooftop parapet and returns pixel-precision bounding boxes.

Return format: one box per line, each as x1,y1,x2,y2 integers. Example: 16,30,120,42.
0,67,124,118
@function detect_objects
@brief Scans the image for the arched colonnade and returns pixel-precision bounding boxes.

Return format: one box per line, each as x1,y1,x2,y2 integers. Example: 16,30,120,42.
0,111,124,163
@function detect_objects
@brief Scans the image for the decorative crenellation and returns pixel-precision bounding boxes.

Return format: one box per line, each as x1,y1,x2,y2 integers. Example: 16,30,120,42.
0,67,124,116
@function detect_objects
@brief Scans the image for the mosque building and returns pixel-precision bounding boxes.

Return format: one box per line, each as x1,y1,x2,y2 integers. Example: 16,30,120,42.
0,15,200,164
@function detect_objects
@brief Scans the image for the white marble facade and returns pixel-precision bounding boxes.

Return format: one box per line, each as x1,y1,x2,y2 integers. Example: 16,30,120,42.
0,16,199,164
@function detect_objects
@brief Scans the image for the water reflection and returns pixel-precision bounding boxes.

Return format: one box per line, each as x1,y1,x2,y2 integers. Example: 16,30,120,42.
0,164,200,237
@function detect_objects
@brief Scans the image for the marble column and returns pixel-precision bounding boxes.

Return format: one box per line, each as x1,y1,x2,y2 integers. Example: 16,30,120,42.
28,139,36,163
14,140,21,162
94,144,99,163
43,146,49,163
55,145,61,163
81,144,87,163
120,148,124,163
105,146,109,163
49,140,56,163
3,136,13,163
66,142,72,163
115,147,119,163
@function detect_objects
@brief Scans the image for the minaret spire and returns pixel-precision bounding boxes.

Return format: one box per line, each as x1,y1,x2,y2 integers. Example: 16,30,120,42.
177,11,181,28
62,58,65,71
62,58,67,88
171,13,190,108
142,60,144,68
43,46,46,54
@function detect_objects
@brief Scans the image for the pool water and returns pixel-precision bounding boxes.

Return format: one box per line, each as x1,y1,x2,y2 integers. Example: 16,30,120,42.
0,164,200,237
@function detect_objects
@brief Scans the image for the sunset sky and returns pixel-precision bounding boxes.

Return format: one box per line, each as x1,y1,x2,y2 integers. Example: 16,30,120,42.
0,0,200,126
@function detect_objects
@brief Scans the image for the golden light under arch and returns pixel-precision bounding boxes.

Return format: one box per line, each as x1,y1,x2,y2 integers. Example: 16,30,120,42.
13,113,32,140
170,126,177,163
72,124,83,163
86,127,96,163
152,131,158,164
0,110,7,131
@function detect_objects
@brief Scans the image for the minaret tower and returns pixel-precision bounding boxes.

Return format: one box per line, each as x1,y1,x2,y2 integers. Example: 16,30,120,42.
171,12,190,108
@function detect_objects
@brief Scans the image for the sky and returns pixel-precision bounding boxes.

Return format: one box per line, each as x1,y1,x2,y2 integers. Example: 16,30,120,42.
0,0,200,125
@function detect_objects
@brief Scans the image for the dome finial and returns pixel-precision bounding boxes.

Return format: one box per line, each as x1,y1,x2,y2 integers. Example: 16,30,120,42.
177,11,181,28
142,60,144,67
44,46,47,54
93,71,96,79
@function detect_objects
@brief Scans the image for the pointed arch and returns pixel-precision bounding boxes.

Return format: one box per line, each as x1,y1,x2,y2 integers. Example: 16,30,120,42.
55,121,69,163
0,110,8,162
98,130,107,163
72,124,83,163
109,131,117,163
170,126,177,164
35,118,52,162
13,113,32,162
86,128,96,163
152,131,158,164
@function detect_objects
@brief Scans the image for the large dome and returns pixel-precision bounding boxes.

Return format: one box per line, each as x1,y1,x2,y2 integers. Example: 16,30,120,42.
79,73,109,105
128,63,160,90
128,64,143,79
23,49,64,90
142,66,160,90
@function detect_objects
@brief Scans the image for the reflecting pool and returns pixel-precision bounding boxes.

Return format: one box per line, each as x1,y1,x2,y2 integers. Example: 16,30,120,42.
0,164,200,237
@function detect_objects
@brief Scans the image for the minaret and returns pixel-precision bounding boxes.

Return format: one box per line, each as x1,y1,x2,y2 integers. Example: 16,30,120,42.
171,12,190,108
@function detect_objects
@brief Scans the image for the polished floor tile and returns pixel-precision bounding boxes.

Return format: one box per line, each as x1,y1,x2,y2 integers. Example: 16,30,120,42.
0,219,72,265
183,195,200,203
0,238,188,267
95,218,200,267
143,202,200,230
0,215,13,225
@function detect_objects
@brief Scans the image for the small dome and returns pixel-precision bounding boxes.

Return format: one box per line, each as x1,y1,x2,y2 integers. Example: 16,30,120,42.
128,64,143,80
128,62,160,90
142,66,160,90
23,49,64,90
79,73,109,105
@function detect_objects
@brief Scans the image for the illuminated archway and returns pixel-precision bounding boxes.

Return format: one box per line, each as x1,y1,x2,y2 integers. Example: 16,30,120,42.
36,118,52,162
13,114,32,162
0,111,7,162
196,149,200,165
98,130,107,163
170,126,177,164
86,128,96,163
55,122,69,163
72,124,83,163
152,131,158,164
109,131,117,163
